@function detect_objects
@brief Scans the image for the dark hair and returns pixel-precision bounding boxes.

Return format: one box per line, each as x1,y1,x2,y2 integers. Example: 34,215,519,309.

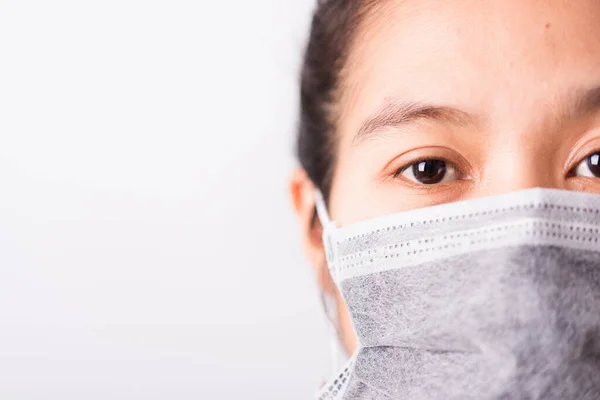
296,0,375,203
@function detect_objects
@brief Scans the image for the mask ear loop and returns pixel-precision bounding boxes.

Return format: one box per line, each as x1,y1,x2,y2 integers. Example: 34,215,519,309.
314,190,333,230
315,190,337,280
314,190,348,376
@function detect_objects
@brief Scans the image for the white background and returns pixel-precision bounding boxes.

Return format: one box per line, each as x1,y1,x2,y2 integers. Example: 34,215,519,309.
0,1,330,398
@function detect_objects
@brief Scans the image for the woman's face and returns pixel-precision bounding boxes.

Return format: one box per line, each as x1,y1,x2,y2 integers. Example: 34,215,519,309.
291,0,600,354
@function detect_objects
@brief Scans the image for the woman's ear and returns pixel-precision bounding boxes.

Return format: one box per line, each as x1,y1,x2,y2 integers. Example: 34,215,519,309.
289,168,336,295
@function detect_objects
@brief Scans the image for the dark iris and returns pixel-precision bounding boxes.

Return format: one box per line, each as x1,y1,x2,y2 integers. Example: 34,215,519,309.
587,153,600,177
412,160,447,184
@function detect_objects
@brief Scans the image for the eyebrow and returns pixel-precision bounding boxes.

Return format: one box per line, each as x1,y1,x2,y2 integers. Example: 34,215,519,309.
354,100,477,144
354,85,600,145
571,86,600,117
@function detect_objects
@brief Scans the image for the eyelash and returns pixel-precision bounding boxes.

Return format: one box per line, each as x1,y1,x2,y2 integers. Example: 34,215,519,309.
392,157,463,186
391,149,600,186
392,157,453,178
569,150,600,178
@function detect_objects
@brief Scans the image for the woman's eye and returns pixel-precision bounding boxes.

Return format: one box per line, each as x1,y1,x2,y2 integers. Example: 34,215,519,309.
573,152,600,178
396,159,460,185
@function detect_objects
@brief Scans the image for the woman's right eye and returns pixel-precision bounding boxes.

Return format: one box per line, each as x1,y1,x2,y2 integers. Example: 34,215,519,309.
572,152,600,178
395,159,461,185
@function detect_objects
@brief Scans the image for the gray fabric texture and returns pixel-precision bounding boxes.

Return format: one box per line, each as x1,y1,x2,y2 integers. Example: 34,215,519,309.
339,245,600,399
343,374,393,399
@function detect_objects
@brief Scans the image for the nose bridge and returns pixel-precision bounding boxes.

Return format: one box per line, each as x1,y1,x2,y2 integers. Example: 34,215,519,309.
476,138,561,198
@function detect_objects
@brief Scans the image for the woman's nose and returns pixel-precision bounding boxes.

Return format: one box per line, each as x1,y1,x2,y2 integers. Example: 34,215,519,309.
474,149,565,198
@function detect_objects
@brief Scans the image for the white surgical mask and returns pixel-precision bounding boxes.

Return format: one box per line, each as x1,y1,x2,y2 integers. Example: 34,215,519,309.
315,188,600,400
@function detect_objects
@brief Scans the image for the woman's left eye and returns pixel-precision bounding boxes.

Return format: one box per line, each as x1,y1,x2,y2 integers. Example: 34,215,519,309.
395,159,461,185
573,152,600,178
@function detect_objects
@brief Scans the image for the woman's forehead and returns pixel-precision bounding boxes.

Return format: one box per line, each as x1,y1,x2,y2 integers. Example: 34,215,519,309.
338,0,600,137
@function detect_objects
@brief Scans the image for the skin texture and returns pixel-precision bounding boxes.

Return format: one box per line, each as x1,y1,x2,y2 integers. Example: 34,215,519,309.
290,0,600,357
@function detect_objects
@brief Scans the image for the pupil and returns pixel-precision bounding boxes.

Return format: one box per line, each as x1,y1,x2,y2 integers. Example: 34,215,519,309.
412,160,447,184
587,153,600,177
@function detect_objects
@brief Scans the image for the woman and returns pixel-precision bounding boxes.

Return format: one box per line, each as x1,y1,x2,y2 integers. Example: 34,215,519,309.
290,0,600,399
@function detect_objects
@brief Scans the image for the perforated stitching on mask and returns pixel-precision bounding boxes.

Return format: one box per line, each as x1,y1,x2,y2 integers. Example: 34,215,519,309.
339,220,600,271
317,360,354,399
470,229,600,246
338,203,600,244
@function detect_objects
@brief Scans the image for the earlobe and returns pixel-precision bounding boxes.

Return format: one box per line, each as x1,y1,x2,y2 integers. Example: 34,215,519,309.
289,168,336,295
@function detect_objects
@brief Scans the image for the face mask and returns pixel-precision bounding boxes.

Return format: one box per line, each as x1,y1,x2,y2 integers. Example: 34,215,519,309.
322,291,350,378
315,188,600,400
